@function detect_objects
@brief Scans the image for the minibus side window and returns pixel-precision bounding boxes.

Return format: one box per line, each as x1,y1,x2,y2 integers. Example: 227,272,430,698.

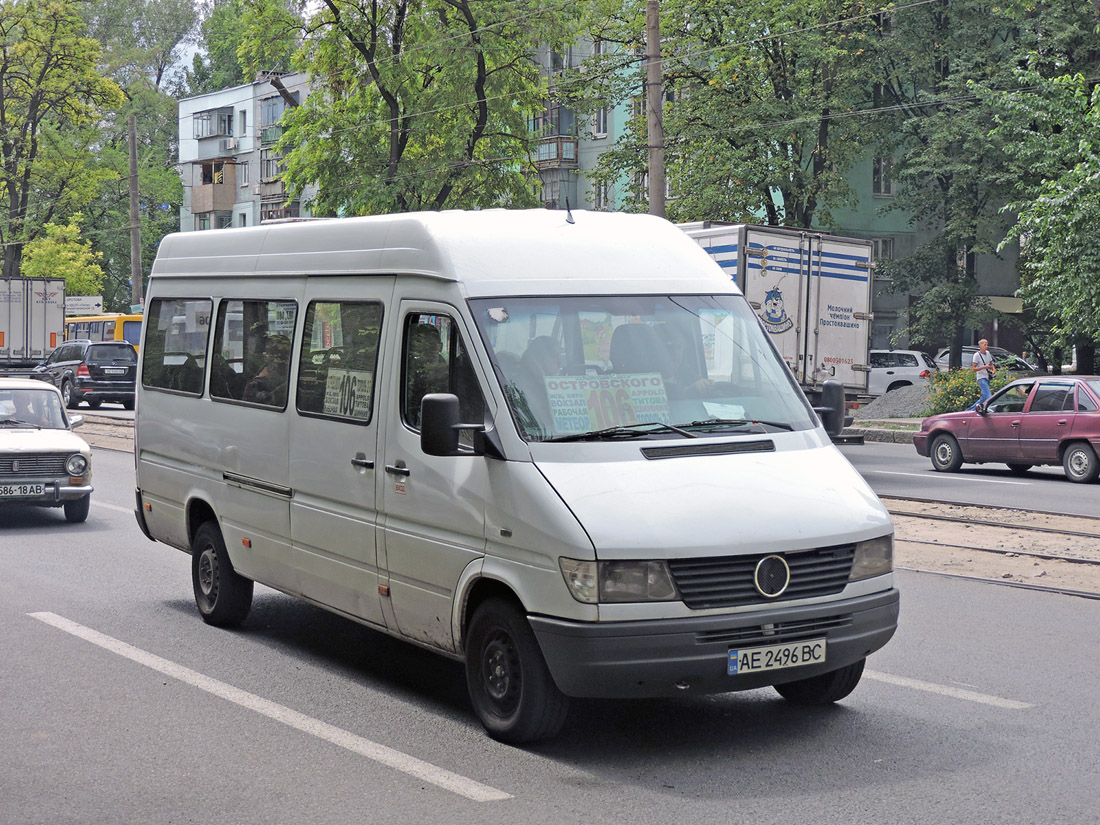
296,300,382,423
402,313,485,444
211,299,298,409
141,298,212,394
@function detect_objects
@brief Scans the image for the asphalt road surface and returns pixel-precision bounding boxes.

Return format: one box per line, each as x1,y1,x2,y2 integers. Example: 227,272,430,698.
839,439,1100,517
3,450,1099,824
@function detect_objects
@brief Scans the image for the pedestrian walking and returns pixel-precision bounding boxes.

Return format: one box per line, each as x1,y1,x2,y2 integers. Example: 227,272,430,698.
969,338,997,410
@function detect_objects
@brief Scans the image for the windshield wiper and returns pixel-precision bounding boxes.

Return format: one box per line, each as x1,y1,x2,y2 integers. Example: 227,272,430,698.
543,421,699,442
682,418,795,433
0,419,42,429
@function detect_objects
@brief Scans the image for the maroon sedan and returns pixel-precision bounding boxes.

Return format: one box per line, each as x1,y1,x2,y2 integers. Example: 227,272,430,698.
913,376,1100,483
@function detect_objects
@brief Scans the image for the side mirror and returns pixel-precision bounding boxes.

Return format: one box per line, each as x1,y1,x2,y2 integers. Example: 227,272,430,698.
421,393,504,458
421,393,462,456
813,379,846,437
69,414,84,428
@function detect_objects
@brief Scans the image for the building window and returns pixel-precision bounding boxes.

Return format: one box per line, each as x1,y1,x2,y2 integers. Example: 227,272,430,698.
239,213,247,228
238,162,250,186
873,157,896,196
260,199,300,222
593,181,608,211
216,214,233,229
193,109,233,139
238,109,248,136
196,213,211,231
594,107,608,137
873,237,895,261
260,149,284,182
200,161,226,185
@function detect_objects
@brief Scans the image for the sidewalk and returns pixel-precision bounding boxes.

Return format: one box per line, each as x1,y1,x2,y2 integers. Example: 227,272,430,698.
843,418,921,444
79,412,135,453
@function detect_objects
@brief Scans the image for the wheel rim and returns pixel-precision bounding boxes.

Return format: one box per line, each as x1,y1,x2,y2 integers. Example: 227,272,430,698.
1068,449,1089,478
481,628,520,716
198,547,218,602
934,440,953,466
62,383,71,404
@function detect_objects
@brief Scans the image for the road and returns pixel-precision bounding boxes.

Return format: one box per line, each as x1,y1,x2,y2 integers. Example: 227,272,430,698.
838,439,1100,516
2,448,1100,823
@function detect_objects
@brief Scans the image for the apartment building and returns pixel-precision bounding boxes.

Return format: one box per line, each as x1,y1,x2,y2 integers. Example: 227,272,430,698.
178,71,317,232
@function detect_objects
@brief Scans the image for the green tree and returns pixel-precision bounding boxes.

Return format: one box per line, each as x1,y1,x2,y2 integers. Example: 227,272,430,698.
990,70,1100,371
565,0,889,226
870,0,1100,367
256,0,580,214
188,0,302,95
20,214,105,296
0,0,123,280
82,0,199,93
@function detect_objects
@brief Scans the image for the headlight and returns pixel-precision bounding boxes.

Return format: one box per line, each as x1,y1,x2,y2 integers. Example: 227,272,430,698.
66,454,88,475
849,534,893,581
559,558,678,604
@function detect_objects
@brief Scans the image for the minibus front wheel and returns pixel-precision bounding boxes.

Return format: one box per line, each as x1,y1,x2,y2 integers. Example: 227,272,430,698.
465,597,569,744
191,521,253,627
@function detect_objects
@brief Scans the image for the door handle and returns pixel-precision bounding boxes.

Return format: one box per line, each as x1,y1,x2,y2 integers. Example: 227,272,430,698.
350,453,374,470
385,462,411,477
1011,420,1020,428
1058,419,1068,426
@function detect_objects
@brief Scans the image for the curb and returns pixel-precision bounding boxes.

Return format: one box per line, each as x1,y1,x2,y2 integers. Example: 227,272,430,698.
843,427,917,444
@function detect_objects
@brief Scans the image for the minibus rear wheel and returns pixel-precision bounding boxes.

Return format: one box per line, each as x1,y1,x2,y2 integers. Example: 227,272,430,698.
465,597,569,744
773,658,865,705
191,521,253,627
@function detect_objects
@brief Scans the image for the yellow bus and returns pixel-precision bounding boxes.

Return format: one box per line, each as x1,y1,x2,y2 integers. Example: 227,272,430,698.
65,313,143,349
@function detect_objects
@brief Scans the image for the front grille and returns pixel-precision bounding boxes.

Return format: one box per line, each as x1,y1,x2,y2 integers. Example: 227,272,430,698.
696,614,853,647
0,455,68,478
669,544,856,609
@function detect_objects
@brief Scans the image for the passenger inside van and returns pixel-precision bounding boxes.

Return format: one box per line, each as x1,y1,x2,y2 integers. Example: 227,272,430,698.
405,323,448,428
659,323,715,398
512,336,561,436
243,333,291,406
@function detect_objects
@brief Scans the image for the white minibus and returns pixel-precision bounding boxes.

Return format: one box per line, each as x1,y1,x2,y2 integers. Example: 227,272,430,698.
134,209,898,743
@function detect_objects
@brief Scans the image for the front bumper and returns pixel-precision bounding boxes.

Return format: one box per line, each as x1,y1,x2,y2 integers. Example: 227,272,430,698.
0,479,93,506
912,431,930,456
530,588,899,698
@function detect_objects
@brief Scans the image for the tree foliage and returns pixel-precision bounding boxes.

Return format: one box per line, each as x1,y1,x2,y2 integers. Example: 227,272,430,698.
0,0,123,280
257,0,581,214
20,214,105,296
568,0,890,226
991,70,1100,357
870,0,1100,365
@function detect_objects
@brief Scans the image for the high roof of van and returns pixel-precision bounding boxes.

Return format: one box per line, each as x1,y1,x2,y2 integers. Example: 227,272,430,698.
150,209,741,298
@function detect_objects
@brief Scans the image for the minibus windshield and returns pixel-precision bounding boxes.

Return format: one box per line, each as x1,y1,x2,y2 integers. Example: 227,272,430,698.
470,295,817,442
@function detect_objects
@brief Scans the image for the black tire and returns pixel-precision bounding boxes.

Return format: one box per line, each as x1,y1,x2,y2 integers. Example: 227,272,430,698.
1062,442,1100,483
930,432,963,472
1006,463,1032,475
774,658,865,705
86,398,102,409
465,597,569,744
886,381,912,392
191,521,253,627
63,494,90,523
61,380,78,409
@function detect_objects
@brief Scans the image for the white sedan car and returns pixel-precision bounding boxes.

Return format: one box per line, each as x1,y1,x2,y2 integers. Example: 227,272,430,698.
0,378,93,522
867,349,938,396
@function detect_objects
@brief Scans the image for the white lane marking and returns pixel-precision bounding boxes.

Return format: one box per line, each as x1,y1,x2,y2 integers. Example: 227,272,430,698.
865,669,1032,709
872,470,1028,486
28,612,511,802
95,502,132,514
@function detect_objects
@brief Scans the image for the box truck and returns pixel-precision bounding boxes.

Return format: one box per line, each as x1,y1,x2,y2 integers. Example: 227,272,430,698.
680,223,873,402
0,278,66,376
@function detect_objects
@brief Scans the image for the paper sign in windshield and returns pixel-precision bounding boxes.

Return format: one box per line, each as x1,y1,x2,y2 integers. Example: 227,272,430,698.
324,369,373,419
546,374,670,433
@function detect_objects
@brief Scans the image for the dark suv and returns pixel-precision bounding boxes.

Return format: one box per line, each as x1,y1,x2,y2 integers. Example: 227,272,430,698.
35,340,138,409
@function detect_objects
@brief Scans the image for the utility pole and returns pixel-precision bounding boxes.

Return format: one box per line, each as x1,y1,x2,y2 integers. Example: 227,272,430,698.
128,113,143,309
646,0,665,217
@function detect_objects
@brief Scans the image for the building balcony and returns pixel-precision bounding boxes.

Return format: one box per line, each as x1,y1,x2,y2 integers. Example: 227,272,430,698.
534,136,578,169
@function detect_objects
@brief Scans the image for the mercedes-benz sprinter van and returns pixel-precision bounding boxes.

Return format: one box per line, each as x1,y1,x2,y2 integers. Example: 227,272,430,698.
134,209,898,743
